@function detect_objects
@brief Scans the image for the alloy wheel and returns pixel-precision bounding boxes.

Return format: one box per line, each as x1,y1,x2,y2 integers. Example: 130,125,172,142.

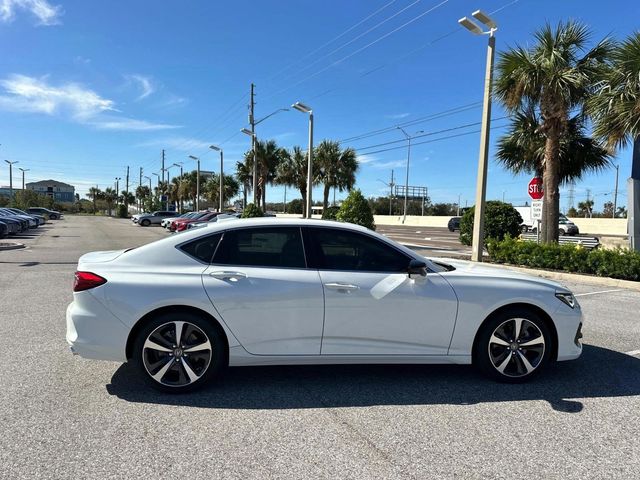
488,318,545,378
142,321,213,387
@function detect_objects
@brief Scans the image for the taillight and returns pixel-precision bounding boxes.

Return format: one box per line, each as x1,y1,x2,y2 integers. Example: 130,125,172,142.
73,271,107,292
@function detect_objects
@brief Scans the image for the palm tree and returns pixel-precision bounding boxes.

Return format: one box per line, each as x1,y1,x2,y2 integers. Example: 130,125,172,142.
590,32,640,249
577,199,594,218
86,187,103,214
315,140,358,209
245,139,287,208
121,191,135,210
203,174,240,209
135,185,150,212
276,146,317,217
236,160,253,208
103,187,116,216
496,106,612,185
494,21,612,243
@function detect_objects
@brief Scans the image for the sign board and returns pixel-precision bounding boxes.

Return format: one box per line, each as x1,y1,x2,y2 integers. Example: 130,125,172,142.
528,177,544,200
532,200,543,220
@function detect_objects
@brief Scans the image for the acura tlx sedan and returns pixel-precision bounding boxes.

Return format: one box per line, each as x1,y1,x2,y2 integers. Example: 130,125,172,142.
66,219,583,392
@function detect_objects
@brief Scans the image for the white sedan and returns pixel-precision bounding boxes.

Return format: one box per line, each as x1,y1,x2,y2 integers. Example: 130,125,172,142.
66,218,583,392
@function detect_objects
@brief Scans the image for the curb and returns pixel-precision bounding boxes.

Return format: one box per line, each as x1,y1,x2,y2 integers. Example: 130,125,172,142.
0,242,25,251
486,263,640,292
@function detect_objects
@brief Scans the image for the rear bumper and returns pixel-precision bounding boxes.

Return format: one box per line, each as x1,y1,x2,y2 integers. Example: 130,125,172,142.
66,292,130,362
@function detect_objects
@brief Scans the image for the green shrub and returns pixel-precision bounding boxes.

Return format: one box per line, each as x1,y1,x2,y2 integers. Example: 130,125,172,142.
241,203,264,218
487,237,640,281
336,190,376,230
322,206,340,220
117,204,128,218
459,201,522,246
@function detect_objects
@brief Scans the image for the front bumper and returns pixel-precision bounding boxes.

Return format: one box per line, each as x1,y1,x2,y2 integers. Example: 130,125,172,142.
66,292,130,362
554,302,583,361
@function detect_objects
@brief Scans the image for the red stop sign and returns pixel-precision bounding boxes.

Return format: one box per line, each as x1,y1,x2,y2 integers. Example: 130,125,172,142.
528,177,544,200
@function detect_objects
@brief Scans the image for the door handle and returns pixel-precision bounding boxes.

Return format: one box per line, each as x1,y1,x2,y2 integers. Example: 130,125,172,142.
209,271,247,281
324,282,360,292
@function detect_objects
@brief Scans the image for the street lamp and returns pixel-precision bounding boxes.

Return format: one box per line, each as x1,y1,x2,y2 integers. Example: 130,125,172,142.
18,167,29,191
4,160,18,201
210,145,224,212
292,101,314,218
459,9,498,262
189,155,200,210
115,177,121,208
396,127,424,223
152,172,160,204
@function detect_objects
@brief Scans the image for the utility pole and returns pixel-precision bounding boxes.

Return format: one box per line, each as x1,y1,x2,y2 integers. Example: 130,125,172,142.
18,167,29,191
389,170,395,215
161,149,166,210
250,83,257,205
125,166,130,211
457,194,461,216
4,160,18,202
139,167,143,212
613,164,619,218
567,182,575,213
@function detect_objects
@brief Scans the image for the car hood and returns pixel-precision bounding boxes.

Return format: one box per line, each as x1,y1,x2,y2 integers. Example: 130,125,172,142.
432,257,566,291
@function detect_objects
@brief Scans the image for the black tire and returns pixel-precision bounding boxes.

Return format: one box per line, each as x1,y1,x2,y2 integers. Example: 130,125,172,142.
141,219,151,227
473,307,553,383
559,228,566,236
520,225,529,233
131,311,227,393
49,214,58,220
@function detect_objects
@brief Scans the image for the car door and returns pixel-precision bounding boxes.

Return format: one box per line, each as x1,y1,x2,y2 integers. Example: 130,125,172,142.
304,227,458,356
201,226,324,355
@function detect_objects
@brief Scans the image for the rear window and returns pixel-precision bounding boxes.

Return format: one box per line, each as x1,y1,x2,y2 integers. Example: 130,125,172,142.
179,233,222,263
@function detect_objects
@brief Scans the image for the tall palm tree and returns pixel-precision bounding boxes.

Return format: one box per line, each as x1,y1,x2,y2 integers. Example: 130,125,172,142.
276,146,317,217
245,139,287,207
315,140,358,209
204,174,240,208
236,160,253,208
135,185,150,212
590,32,640,250
86,187,103,214
103,187,116,216
494,21,612,243
496,106,612,187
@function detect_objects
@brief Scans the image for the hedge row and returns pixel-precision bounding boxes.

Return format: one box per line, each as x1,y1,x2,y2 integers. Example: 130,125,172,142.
487,236,640,282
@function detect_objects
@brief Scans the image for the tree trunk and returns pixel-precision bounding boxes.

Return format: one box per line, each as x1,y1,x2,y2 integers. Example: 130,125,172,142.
300,187,307,217
323,183,330,210
262,185,266,210
542,128,561,243
243,184,248,208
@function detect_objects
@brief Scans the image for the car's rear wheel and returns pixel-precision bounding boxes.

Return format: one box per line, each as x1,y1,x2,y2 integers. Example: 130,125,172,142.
141,219,151,226
132,312,226,392
521,225,529,233
474,308,553,383
49,214,58,220
559,228,566,236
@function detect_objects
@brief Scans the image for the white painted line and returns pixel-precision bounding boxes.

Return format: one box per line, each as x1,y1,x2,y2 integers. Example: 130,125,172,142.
415,231,422,233
423,237,432,241
626,349,640,357
574,289,624,297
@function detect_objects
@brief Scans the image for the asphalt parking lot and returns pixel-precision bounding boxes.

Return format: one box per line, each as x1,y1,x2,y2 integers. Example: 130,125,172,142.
1,215,639,479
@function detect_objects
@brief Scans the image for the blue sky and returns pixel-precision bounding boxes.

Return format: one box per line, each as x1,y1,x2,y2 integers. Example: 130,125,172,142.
0,0,638,211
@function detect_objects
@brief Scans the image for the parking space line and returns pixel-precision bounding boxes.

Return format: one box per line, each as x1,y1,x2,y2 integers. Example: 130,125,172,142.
574,289,624,297
626,349,640,357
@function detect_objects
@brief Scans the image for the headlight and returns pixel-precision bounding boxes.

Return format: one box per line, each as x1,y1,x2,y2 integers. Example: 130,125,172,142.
555,291,576,309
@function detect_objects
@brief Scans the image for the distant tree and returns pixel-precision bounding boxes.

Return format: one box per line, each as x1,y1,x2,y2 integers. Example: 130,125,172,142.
236,160,253,208
241,203,263,218
276,146,319,217
336,189,375,230
428,203,458,216
616,206,628,218
245,139,287,208
315,140,358,210
121,190,135,209
87,187,103,214
203,174,240,209
602,201,615,218
567,207,579,217
286,198,304,214
103,187,116,216
577,200,594,218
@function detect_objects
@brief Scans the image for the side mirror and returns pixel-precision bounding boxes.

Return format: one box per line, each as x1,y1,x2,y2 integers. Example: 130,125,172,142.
408,259,427,278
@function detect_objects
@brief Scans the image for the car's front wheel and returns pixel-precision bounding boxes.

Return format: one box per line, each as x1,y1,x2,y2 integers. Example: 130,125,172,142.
474,308,553,382
131,312,226,392
140,219,151,226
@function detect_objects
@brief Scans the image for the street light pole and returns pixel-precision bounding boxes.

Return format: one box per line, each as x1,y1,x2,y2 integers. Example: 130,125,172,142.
189,155,200,211
292,102,314,218
396,127,424,223
18,167,29,191
210,145,224,212
115,177,121,208
4,160,18,202
459,9,498,262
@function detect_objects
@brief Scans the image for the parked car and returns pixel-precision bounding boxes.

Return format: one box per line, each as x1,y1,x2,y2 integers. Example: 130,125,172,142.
165,212,202,231
173,211,220,232
0,215,24,234
447,216,461,232
0,220,8,238
187,213,239,229
67,218,583,393
134,210,179,227
6,208,46,226
0,208,33,229
27,207,62,220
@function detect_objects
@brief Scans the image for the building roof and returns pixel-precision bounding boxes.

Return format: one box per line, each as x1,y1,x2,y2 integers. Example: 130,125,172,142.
26,179,75,189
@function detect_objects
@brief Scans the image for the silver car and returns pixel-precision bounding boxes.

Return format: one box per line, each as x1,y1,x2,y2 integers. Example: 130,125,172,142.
135,210,179,227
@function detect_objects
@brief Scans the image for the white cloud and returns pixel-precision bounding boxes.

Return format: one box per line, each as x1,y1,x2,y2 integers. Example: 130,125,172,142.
357,154,378,165
0,0,62,25
369,159,406,169
385,113,410,120
136,136,212,151
90,117,180,131
0,74,115,118
0,74,181,131
126,74,155,101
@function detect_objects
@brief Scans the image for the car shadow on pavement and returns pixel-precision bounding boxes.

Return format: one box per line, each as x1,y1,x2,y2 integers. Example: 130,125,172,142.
107,345,639,413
